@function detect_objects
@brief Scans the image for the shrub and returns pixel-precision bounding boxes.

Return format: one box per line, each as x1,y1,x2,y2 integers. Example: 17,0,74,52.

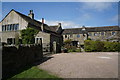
64,39,72,44
84,40,96,52
20,28,39,44
94,41,104,52
87,38,91,40
75,48,81,52
84,40,120,52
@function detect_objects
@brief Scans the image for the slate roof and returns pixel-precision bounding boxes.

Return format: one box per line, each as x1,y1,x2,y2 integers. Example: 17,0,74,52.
49,25,59,32
62,26,120,34
12,9,59,33
62,28,83,34
86,26,120,32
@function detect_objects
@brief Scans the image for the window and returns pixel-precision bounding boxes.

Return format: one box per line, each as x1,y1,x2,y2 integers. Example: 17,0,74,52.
70,34,73,38
16,24,19,30
101,32,104,35
2,23,19,32
12,24,14,30
65,35,67,38
2,25,5,31
112,32,116,35
36,38,42,44
13,24,16,31
8,25,10,31
77,34,80,38
7,38,15,45
5,25,7,31
88,33,92,36
94,33,97,36
10,24,12,31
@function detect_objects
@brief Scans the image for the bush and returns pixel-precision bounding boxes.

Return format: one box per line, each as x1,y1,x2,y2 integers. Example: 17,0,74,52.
84,40,96,52
75,48,81,52
104,42,120,52
20,28,39,44
94,41,104,52
63,45,81,53
84,40,120,52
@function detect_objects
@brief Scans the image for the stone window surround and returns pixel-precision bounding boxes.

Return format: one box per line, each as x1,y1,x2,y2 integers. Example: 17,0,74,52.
2,23,19,31
35,37,42,44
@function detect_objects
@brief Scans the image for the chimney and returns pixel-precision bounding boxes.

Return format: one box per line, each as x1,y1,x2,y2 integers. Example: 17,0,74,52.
41,24,44,31
28,10,34,19
58,23,61,27
42,18,44,24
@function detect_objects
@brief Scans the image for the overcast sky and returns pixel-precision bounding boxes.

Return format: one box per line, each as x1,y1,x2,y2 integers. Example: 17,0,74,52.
1,2,119,28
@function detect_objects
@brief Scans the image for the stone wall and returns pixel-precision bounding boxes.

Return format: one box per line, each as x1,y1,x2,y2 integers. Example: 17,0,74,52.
35,31,50,44
0,31,20,43
0,10,28,31
50,34,63,53
2,44,43,79
63,31,120,45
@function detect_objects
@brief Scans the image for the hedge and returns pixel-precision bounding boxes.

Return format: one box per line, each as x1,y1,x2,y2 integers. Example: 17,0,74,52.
84,40,120,52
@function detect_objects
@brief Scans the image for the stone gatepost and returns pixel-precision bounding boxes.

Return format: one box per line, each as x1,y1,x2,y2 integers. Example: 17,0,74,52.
53,41,56,54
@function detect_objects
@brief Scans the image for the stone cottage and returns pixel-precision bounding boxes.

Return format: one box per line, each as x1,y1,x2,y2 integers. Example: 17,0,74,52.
0,9,63,53
62,26,120,47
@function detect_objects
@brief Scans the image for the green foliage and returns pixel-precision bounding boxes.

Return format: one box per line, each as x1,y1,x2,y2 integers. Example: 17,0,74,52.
63,39,81,52
104,42,120,52
87,38,91,40
64,45,81,52
64,39,72,44
20,28,39,44
84,40,120,52
84,40,96,52
75,48,81,52
95,41,104,52
68,46,76,52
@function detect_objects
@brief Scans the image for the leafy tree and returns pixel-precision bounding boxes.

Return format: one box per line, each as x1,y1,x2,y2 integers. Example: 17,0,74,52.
20,28,39,44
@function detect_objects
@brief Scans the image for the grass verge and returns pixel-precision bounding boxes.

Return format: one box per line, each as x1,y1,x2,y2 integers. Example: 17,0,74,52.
7,66,62,80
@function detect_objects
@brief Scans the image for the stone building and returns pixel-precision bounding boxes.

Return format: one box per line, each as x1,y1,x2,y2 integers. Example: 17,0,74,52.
62,26,120,47
0,9,63,53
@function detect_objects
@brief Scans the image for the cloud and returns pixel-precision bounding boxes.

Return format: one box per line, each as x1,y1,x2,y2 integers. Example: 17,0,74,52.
81,2,113,12
46,20,82,29
38,19,81,29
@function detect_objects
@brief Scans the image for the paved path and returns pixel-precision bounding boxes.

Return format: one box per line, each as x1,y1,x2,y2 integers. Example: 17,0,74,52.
38,52,118,78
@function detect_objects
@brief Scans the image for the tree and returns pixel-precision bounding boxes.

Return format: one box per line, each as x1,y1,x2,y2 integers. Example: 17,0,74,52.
20,28,39,44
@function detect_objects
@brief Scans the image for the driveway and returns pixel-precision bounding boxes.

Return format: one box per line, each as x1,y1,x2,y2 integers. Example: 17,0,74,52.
38,52,118,78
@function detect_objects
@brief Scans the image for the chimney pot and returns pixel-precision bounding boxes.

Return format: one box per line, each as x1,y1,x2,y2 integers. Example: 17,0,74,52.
42,18,44,24
58,23,61,26
28,10,34,19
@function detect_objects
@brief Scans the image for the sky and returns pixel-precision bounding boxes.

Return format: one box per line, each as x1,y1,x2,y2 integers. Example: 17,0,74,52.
1,2,119,29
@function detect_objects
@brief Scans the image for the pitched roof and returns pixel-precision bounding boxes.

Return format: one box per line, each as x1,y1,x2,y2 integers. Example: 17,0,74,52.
86,26,120,32
49,25,59,32
62,26,120,34
13,9,57,33
62,28,83,34
14,10,42,29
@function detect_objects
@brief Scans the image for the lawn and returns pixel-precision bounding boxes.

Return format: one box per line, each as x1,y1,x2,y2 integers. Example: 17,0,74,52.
8,66,62,80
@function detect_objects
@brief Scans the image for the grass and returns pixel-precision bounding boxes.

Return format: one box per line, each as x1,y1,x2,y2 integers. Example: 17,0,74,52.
8,66,62,80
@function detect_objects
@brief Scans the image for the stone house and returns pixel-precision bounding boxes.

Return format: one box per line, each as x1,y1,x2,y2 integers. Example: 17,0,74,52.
0,9,63,53
62,26,120,47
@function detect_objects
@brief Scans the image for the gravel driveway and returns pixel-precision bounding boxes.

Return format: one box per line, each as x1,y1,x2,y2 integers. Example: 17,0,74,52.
38,52,118,78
